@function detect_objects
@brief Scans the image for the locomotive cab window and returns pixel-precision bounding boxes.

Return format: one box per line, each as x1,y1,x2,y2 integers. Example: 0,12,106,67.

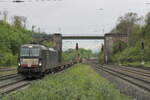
20,47,40,57
20,47,29,56
30,48,40,57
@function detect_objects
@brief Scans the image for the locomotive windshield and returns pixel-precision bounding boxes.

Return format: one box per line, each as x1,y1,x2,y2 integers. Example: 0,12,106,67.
20,48,29,56
20,47,40,57
30,48,40,56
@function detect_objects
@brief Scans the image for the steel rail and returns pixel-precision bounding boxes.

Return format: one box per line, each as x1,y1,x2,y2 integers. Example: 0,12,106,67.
0,68,16,72
0,81,30,94
103,66,150,84
0,74,18,81
95,66,150,93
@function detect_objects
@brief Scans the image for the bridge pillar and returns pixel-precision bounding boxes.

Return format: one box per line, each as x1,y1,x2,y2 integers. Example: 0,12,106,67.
104,33,128,63
52,33,62,62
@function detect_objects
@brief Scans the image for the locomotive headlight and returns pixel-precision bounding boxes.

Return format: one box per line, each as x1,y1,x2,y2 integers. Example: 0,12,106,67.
39,62,42,66
18,63,21,66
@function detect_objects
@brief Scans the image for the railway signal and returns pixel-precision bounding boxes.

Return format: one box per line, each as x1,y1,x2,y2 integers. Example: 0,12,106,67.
76,43,78,51
75,43,81,62
119,43,122,52
141,40,144,50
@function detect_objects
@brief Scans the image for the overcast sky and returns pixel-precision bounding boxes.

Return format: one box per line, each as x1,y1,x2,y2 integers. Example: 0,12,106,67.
0,0,150,52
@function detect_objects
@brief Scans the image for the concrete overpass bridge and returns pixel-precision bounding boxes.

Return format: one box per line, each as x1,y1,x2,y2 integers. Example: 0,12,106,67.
32,33,128,63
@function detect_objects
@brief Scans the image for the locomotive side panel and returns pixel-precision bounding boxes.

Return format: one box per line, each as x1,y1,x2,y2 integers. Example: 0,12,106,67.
41,50,47,72
47,50,53,69
51,51,59,68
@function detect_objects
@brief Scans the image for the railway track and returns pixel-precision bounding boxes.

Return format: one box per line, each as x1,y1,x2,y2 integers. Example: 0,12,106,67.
0,68,16,72
0,74,30,95
105,65,150,78
121,66,150,75
95,65,150,93
0,80,30,94
0,74,18,81
0,63,74,95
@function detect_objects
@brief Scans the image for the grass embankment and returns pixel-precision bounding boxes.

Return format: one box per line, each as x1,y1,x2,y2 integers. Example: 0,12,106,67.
1,64,130,100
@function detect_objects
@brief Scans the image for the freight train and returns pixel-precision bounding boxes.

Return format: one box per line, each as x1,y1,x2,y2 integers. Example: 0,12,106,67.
17,44,75,78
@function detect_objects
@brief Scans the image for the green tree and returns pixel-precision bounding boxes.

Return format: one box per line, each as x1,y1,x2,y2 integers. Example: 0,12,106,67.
12,16,26,29
62,48,93,62
112,40,127,54
143,12,150,38
0,20,32,67
42,41,55,48
111,12,142,47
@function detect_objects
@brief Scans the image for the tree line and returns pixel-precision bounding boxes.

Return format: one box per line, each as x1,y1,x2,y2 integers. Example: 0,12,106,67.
62,48,93,62
100,12,150,66
0,10,33,67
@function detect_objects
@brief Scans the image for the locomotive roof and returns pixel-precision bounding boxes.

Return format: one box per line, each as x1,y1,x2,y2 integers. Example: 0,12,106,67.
49,48,55,52
21,44,47,49
21,44,56,52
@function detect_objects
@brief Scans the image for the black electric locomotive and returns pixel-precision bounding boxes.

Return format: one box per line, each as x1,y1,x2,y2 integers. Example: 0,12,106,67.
17,44,60,78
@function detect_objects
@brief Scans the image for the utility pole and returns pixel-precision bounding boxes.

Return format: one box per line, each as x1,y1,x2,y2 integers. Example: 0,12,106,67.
140,2,150,65
141,40,145,65
32,25,36,32
97,8,107,64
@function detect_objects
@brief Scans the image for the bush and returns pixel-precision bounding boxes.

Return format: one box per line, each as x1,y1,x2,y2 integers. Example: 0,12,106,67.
108,11,150,66
112,40,127,54
99,52,105,64
0,51,17,67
